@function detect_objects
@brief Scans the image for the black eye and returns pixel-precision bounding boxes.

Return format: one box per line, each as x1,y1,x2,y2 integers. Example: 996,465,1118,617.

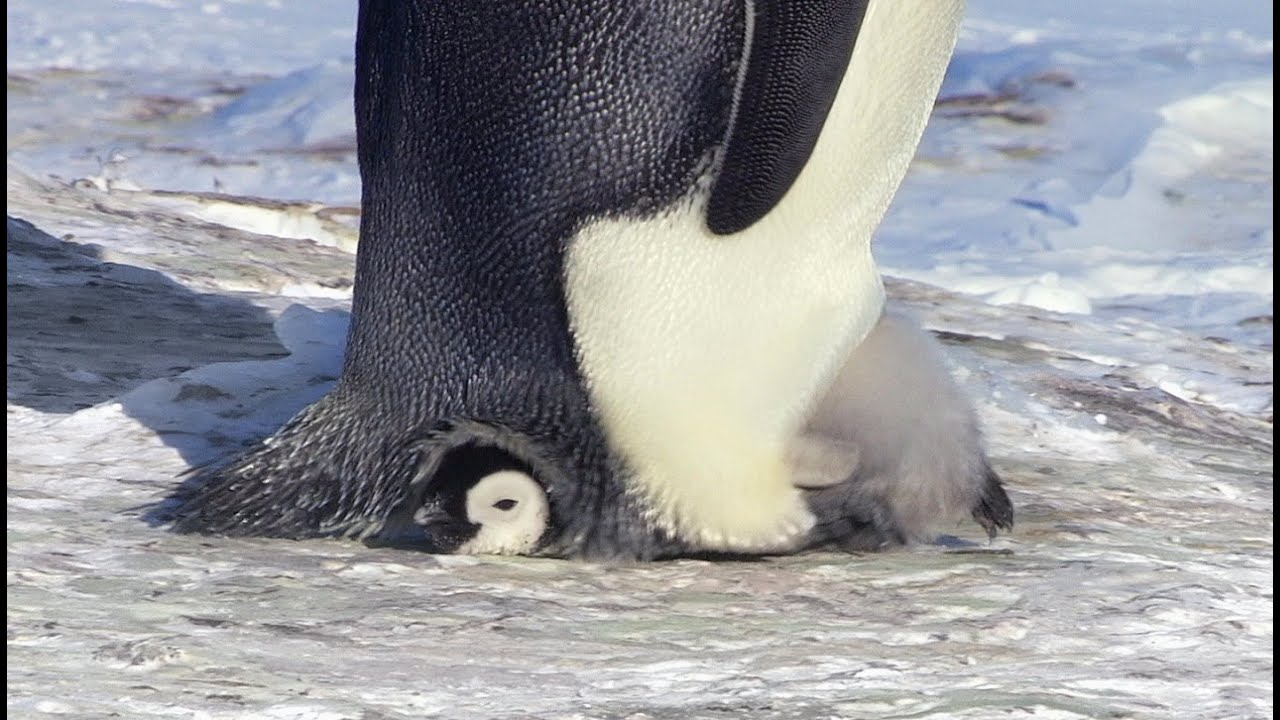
493,498,518,511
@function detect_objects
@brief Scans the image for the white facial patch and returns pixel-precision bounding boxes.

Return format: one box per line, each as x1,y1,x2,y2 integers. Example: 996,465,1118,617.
455,470,550,556
564,0,966,552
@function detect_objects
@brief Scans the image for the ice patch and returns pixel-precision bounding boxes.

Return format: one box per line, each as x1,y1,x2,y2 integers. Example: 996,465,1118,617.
200,62,356,152
986,271,1093,314
1049,77,1273,253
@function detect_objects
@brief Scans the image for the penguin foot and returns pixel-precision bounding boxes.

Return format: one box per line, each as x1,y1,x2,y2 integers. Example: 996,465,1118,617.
806,502,906,553
802,461,1014,553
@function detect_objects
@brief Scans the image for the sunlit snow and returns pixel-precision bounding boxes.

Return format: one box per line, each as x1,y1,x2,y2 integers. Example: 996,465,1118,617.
7,2,1272,719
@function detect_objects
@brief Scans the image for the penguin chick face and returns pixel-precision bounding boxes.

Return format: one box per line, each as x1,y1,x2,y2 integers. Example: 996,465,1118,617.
415,470,550,556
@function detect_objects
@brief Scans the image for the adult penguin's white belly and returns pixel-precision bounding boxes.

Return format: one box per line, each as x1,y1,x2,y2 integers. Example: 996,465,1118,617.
566,0,966,551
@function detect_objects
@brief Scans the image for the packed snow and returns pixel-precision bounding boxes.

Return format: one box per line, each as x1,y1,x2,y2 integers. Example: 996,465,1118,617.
7,1,1272,719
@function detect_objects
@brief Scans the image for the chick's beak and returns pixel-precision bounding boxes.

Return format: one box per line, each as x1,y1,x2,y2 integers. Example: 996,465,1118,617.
413,503,479,553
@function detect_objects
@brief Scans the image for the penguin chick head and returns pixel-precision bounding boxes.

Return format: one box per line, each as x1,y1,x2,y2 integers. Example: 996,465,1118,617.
409,442,552,556
415,470,549,556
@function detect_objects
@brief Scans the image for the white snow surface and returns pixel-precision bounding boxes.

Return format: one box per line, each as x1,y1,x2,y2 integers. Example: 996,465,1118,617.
6,2,1273,719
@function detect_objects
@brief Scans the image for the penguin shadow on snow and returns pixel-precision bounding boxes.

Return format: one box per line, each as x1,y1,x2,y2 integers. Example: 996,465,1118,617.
8,215,288,415
6,213,347,485
127,302,353,527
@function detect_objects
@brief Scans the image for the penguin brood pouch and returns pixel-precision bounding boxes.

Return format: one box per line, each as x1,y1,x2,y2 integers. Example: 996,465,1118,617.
160,0,1011,560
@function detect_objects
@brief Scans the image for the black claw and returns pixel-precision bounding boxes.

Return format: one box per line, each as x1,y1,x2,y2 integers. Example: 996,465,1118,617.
972,463,1014,540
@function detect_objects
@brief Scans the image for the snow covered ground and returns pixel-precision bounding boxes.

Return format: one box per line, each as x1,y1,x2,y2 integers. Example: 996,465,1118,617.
7,2,1272,719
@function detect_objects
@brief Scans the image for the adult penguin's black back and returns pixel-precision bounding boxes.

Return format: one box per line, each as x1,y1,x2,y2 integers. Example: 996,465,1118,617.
163,1,971,559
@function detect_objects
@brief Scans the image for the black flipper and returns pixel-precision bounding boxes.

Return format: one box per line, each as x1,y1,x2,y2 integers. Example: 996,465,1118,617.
706,0,871,235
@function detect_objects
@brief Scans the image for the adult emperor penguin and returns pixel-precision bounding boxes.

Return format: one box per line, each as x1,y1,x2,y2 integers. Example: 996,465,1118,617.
164,0,998,559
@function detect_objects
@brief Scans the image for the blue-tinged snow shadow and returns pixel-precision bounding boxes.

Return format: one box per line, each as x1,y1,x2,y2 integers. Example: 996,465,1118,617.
7,213,349,481
118,303,349,470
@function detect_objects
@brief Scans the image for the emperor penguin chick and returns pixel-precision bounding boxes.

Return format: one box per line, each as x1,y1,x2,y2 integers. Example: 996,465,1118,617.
372,441,553,555
415,469,550,556
792,310,1013,551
